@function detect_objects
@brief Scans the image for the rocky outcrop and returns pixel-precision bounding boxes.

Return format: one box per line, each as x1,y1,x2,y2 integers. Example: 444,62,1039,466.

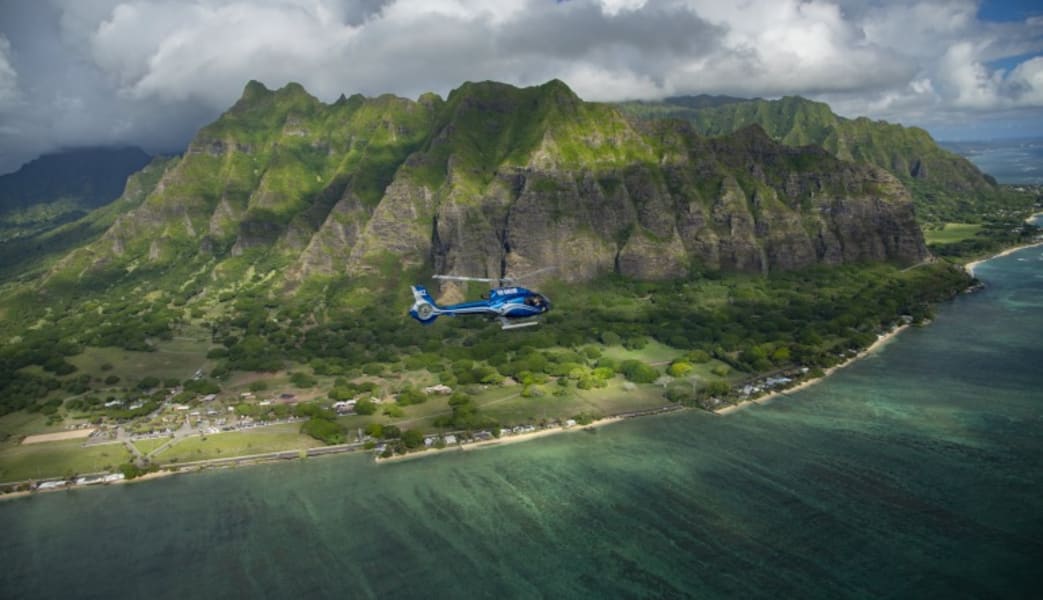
51,80,929,292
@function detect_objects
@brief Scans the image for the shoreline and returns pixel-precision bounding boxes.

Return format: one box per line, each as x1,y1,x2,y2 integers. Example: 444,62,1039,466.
965,239,1043,276
715,323,910,416
375,416,629,464
965,211,1043,275
5,231,1040,495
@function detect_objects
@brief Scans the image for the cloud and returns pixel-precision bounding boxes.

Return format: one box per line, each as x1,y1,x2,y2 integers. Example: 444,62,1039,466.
1,0,1043,172
0,35,19,109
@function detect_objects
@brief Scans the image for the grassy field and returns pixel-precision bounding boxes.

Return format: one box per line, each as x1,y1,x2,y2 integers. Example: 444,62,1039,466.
601,340,682,364
0,440,130,482
0,412,55,444
155,424,324,464
924,223,983,245
70,343,211,385
132,437,172,455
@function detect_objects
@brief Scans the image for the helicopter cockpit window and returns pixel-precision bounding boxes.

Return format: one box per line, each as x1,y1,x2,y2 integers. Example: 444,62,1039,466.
525,296,542,307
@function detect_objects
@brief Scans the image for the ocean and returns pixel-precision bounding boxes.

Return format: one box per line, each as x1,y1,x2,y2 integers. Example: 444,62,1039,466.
941,138,1043,185
2,244,1042,598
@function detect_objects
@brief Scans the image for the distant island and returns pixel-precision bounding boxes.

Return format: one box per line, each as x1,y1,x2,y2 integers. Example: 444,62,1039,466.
1,80,1040,490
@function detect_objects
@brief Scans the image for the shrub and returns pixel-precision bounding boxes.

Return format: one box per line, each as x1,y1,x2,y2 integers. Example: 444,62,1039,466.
667,361,693,378
619,360,658,384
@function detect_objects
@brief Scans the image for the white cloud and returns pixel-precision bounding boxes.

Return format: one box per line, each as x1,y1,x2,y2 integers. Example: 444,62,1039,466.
0,34,19,108
2,0,1043,171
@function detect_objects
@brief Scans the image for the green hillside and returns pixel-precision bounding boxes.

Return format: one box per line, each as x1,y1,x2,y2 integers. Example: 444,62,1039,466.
617,95,1034,223
1,80,1015,464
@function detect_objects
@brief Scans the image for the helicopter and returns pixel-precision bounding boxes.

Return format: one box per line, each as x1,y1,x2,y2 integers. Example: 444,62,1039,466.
409,268,553,330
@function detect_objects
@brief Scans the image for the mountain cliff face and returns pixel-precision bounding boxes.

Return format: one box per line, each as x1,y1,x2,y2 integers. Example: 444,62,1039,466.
0,146,152,214
617,95,998,223
48,80,927,294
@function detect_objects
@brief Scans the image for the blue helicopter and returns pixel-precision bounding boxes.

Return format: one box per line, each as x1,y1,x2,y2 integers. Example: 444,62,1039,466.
409,268,553,330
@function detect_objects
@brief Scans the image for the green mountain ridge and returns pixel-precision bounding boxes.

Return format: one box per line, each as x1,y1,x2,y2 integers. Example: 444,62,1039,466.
37,79,926,309
616,95,1007,222
0,146,153,261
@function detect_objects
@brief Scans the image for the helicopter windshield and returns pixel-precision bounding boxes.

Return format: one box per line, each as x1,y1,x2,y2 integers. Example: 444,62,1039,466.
524,294,548,309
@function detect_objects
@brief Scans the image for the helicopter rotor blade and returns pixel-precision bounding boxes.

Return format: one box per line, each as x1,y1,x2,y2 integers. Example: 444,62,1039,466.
501,266,557,284
433,274,498,283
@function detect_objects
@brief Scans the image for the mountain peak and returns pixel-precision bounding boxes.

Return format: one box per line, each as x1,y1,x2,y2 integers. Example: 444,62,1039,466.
241,80,272,101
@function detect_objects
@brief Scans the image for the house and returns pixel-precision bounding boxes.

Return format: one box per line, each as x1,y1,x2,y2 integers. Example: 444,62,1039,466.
565,419,577,428
443,434,457,445
332,400,356,414
423,384,453,395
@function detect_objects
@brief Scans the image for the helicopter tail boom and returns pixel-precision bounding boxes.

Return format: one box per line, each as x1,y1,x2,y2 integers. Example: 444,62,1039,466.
409,285,441,324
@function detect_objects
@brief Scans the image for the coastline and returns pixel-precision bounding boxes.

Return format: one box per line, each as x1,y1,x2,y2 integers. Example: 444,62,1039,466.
965,211,1043,275
965,239,1043,276
6,231,1040,494
715,323,910,416
375,416,629,464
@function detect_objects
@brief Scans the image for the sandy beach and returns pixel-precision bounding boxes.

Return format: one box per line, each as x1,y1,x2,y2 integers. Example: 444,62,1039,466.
376,416,626,463
966,240,1043,275
715,324,910,416
964,212,1043,275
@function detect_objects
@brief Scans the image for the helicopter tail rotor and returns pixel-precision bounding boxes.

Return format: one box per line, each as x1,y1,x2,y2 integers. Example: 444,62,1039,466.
409,285,441,324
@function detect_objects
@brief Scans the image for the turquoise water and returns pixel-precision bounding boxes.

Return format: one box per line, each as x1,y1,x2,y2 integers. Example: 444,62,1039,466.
3,247,1043,598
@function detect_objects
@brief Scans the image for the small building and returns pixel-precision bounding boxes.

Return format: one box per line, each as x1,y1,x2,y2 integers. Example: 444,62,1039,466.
443,434,457,445
423,384,453,395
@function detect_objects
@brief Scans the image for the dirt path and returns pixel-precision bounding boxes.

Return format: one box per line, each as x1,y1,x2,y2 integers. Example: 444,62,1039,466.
21,429,96,445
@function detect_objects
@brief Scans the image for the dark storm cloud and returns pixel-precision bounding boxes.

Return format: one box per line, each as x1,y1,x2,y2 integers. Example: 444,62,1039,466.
1,0,1042,173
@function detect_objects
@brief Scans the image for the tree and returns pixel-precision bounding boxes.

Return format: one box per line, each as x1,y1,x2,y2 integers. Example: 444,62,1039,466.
290,372,317,388
667,361,693,377
301,417,345,445
402,429,424,449
137,376,161,390
619,360,658,384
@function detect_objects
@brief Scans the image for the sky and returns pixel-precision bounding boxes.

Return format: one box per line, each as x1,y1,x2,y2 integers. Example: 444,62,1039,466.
1,0,1042,174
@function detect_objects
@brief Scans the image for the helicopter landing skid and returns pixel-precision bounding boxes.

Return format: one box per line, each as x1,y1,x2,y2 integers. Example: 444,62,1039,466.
498,317,539,330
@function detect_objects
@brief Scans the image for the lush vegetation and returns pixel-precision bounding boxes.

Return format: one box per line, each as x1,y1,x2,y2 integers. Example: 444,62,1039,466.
2,79,1035,476
617,96,1038,224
